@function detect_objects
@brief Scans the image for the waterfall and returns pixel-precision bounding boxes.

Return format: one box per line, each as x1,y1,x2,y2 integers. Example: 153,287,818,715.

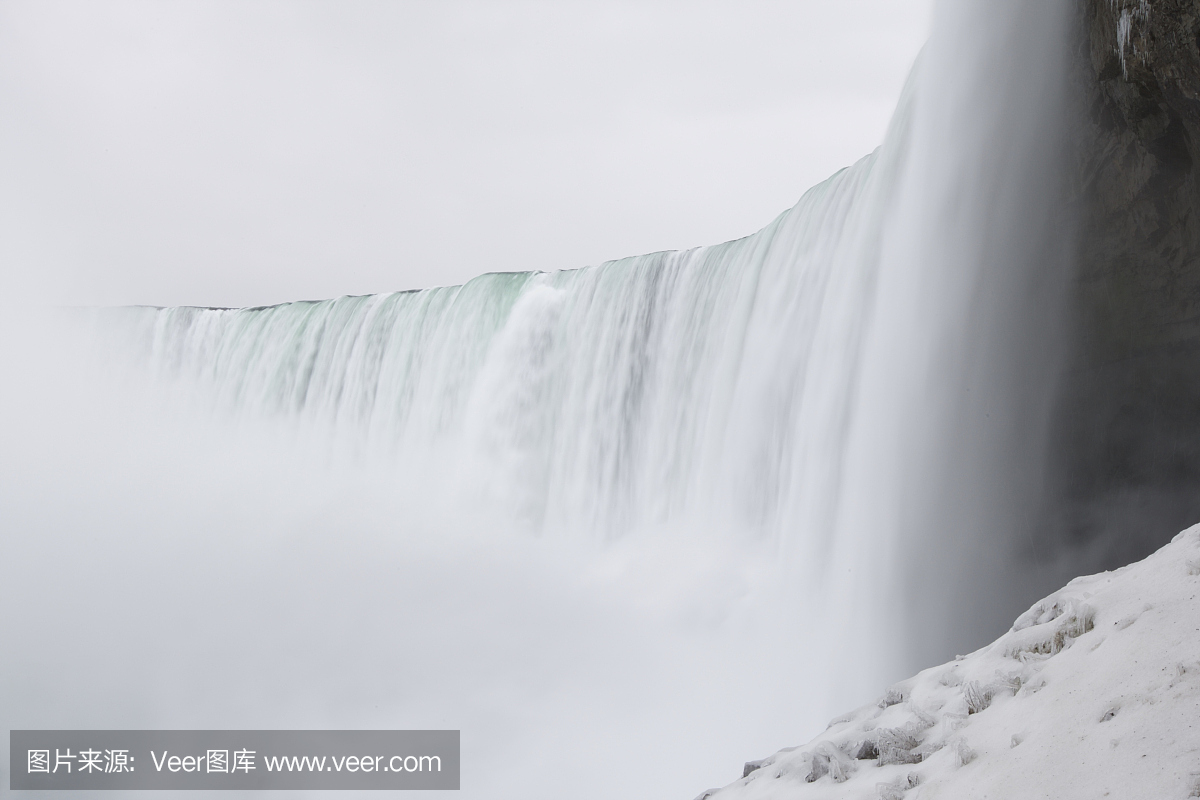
17,0,1082,796
112,92,910,542
102,0,1077,676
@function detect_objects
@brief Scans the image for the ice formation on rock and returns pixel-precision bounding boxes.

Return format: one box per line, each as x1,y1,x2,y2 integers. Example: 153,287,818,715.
699,525,1200,800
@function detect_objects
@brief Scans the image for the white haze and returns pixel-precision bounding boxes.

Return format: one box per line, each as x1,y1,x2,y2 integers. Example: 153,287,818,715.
0,309,841,800
0,0,930,307
0,2,1087,800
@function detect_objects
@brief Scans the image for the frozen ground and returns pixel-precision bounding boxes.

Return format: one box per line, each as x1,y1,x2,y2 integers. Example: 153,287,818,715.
697,526,1200,800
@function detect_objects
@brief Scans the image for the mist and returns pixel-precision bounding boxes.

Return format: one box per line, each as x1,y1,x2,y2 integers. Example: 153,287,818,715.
0,306,854,799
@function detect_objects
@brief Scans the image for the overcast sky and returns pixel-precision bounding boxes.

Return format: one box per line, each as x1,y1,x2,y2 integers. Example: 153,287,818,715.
0,0,931,308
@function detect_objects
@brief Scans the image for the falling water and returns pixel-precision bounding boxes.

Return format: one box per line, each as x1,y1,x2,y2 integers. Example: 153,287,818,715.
111,114,903,543
115,0,1074,659
4,0,1080,797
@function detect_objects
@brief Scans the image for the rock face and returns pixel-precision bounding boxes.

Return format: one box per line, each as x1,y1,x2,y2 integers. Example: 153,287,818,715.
1049,0,1200,569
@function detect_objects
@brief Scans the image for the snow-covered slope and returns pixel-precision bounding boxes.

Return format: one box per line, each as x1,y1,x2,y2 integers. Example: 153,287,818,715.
699,526,1200,800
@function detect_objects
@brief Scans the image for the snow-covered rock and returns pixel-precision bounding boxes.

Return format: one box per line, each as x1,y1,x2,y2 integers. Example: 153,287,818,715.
699,525,1200,799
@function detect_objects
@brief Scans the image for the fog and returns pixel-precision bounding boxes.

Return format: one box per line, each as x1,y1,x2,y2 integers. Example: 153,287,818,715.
0,307,862,799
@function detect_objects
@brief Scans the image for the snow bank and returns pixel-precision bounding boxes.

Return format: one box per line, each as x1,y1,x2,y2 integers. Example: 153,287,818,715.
698,525,1200,800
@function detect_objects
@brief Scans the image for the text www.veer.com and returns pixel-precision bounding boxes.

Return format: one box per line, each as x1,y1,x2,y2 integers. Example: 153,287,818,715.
262,755,440,773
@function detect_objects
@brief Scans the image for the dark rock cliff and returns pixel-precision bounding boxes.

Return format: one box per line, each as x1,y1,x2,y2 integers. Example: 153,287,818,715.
1050,0,1200,567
